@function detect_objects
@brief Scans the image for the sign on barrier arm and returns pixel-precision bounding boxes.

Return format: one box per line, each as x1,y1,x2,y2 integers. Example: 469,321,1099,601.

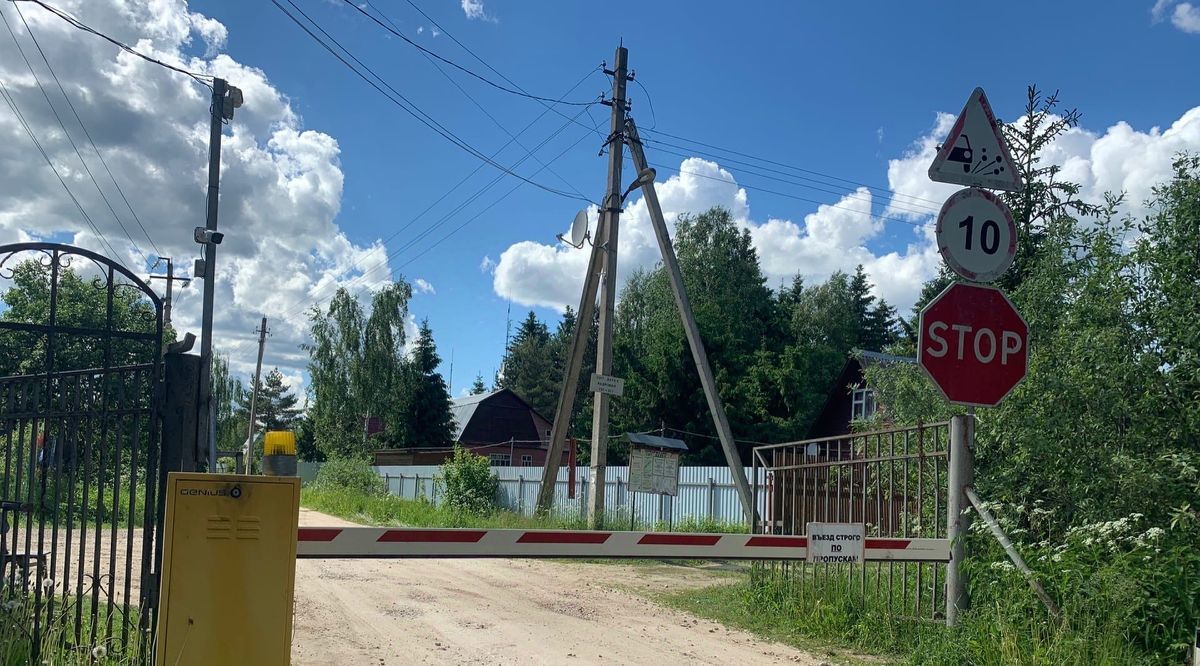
296,527,950,562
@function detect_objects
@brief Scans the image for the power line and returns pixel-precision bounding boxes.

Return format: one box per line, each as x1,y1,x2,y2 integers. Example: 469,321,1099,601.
14,0,213,89
11,1,161,257
1,5,147,262
630,150,925,229
641,127,946,208
361,2,589,200
642,139,941,218
342,0,597,107
0,79,121,260
393,0,607,141
271,0,593,204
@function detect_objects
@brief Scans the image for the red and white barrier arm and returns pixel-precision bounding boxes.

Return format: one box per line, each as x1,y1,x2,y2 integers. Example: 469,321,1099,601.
296,528,950,562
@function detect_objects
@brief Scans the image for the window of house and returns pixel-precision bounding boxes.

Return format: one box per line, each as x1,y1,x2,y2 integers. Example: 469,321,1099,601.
521,455,533,466
851,388,877,421
488,453,511,467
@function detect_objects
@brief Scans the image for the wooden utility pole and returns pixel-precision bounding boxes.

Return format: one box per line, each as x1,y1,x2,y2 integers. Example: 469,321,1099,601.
148,257,190,330
625,119,755,520
535,45,629,521
586,46,629,529
244,316,269,474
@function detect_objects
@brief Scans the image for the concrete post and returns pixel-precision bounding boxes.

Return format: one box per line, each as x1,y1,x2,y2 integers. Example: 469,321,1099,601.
946,412,975,626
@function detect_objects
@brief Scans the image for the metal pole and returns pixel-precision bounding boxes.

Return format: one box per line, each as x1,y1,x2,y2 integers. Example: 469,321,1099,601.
197,78,227,471
583,45,629,529
244,316,268,474
624,119,756,522
946,411,974,627
964,486,1061,619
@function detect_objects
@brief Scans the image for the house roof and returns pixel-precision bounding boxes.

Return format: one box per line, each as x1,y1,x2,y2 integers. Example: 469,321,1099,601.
856,350,917,366
626,432,689,452
448,388,550,443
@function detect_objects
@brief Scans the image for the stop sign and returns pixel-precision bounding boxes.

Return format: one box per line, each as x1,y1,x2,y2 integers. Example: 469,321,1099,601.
918,283,1029,406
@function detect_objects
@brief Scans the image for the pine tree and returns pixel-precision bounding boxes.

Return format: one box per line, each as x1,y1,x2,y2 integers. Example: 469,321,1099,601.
499,311,558,417
236,368,300,433
405,319,455,447
470,373,487,395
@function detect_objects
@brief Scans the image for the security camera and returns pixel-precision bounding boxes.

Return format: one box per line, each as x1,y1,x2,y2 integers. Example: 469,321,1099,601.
193,227,224,245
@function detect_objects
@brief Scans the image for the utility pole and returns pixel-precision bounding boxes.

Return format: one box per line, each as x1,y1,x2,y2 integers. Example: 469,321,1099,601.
195,77,241,470
148,257,190,330
244,316,269,475
626,118,755,520
585,45,629,529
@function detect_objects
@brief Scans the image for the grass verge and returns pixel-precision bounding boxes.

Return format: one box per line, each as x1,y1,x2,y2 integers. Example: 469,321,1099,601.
662,564,1152,665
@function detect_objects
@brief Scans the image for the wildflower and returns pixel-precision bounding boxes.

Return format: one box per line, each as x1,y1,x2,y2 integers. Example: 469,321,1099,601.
92,645,107,659
40,578,54,593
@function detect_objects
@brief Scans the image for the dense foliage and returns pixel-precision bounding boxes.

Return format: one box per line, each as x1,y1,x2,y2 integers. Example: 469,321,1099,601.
303,283,456,458
438,446,499,515
312,457,385,496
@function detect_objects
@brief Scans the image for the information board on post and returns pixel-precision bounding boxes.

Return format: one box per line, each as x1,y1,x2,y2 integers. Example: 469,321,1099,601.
627,447,680,496
589,373,625,397
806,522,865,564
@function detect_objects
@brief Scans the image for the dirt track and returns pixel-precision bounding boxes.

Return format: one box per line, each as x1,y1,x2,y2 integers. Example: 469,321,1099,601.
292,508,822,665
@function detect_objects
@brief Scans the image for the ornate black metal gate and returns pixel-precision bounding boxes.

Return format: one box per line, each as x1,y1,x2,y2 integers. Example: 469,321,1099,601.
0,243,165,661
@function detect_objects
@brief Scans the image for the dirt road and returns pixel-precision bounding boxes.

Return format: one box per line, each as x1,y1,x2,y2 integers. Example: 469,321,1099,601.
292,508,821,665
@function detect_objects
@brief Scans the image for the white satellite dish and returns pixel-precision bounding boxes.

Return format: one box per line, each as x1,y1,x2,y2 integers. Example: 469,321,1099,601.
569,209,589,247
805,443,820,457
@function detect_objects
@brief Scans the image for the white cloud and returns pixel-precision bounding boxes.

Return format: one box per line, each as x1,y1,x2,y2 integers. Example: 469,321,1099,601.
0,0,392,390
414,278,435,295
493,156,936,315
493,102,1200,318
416,26,424,34
1172,3,1200,32
1152,0,1175,21
478,255,497,273
1150,0,1200,32
460,0,496,23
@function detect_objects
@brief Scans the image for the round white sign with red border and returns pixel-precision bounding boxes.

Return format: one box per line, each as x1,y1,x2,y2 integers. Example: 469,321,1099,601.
935,187,1017,283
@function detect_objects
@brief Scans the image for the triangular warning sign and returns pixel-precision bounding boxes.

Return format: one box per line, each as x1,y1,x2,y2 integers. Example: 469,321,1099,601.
928,88,1023,192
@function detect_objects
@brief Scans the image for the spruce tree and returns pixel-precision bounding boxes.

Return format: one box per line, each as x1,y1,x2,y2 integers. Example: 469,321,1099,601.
405,319,455,447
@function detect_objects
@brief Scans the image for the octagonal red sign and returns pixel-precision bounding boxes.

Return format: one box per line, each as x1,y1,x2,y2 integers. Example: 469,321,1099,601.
918,283,1028,407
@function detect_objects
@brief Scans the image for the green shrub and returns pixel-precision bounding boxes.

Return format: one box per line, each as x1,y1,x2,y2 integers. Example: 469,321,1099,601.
312,457,385,496
438,446,498,515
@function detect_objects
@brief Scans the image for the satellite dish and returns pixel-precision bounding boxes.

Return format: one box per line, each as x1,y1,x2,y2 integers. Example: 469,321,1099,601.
805,443,820,457
569,209,589,247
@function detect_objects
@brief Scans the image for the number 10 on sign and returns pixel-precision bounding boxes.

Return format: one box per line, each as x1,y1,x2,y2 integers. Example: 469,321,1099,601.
935,187,1017,283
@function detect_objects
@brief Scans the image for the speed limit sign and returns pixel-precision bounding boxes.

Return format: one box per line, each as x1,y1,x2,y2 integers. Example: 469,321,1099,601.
935,187,1017,283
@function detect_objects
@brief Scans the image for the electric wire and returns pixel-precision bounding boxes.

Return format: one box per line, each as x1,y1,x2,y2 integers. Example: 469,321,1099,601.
12,1,162,257
394,0,607,141
643,139,941,219
641,127,947,208
271,0,594,204
0,79,121,261
340,0,596,106
360,2,589,200
14,0,213,89
1,5,148,263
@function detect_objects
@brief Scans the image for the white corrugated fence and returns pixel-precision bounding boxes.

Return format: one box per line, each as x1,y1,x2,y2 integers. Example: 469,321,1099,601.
370,464,765,527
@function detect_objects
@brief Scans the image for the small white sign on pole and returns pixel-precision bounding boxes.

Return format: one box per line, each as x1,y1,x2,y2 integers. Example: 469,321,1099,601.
628,447,680,496
806,522,865,564
589,373,625,397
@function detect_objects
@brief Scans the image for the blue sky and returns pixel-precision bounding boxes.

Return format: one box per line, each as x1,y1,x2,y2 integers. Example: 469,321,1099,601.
3,0,1198,396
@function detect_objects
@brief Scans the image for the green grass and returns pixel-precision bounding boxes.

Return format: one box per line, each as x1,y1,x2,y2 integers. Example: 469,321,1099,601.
662,564,1151,666
0,592,145,665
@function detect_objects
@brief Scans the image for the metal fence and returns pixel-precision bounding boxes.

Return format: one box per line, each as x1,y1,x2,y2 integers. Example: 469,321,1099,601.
751,422,950,621
371,465,766,527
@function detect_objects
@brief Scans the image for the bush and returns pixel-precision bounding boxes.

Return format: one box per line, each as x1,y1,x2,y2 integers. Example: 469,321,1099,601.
438,446,498,515
312,457,385,496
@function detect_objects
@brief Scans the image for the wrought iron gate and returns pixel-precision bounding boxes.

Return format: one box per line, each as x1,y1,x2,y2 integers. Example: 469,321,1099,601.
751,421,950,620
0,243,165,661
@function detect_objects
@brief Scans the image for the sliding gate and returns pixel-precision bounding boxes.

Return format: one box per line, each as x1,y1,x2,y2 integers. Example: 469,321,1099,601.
751,422,951,620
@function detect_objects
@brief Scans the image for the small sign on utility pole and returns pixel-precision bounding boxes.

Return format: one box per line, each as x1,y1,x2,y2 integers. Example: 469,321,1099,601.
589,373,625,397
806,522,865,564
